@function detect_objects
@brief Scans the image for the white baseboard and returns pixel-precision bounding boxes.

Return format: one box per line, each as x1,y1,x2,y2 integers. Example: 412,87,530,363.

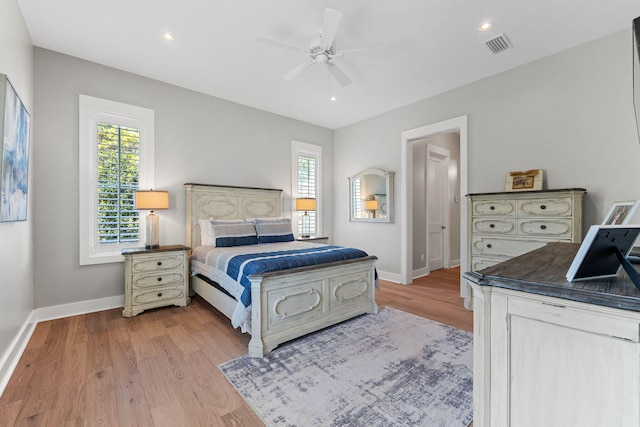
0,311,36,398
0,294,124,397
377,269,402,284
34,295,124,322
412,267,430,279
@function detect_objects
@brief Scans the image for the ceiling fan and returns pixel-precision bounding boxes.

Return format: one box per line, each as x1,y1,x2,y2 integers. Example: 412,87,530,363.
257,8,368,87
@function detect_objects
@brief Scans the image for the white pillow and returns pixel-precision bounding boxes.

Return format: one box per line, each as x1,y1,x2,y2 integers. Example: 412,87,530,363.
198,218,214,246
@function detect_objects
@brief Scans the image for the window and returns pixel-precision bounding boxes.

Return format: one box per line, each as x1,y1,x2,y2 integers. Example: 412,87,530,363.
79,95,155,265
291,141,322,237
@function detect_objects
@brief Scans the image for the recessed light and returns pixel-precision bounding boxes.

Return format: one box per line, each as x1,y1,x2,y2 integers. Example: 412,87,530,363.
162,32,176,41
330,95,338,102
479,22,493,32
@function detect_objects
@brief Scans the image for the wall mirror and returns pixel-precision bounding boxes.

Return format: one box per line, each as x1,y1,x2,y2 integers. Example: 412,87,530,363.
349,169,395,222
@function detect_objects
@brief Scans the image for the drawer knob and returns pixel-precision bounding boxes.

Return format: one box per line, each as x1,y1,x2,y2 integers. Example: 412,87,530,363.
490,206,495,210
157,277,163,282
540,205,547,210
540,225,547,230
489,223,495,228
157,261,162,266
157,292,163,297
486,244,492,248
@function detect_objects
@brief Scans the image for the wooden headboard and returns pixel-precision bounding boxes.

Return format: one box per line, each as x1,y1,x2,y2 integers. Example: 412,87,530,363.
184,183,284,248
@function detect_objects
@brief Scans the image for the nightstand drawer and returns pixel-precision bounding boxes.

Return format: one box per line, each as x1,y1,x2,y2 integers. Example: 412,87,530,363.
133,271,185,289
130,254,184,273
132,286,185,305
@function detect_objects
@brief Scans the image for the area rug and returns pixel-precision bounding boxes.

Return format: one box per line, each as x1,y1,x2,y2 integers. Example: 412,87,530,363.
218,306,473,426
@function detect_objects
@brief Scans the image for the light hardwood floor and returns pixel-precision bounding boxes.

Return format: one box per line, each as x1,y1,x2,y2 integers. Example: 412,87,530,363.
0,267,472,426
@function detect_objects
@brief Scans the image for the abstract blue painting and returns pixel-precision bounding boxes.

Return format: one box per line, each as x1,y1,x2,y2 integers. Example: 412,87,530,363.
0,75,30,222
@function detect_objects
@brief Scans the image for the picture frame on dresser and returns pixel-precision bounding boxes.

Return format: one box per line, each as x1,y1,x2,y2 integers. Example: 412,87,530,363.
602,201,640,225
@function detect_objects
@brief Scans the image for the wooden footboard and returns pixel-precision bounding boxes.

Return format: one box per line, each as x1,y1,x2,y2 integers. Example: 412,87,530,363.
247,256,378,357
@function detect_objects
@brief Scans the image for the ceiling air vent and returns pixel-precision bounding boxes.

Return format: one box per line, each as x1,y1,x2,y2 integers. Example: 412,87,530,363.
484,33,512,54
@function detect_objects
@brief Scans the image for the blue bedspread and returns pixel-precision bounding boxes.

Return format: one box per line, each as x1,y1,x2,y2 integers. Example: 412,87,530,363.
226,245,369,307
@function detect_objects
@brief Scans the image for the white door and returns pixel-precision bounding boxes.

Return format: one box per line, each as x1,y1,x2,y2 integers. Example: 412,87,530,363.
426,144,450,271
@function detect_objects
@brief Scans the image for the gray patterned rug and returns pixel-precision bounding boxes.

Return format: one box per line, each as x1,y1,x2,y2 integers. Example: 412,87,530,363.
218,306,473,426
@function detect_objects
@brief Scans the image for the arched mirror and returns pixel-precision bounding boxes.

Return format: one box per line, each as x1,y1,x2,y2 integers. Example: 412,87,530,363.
349,169,395,222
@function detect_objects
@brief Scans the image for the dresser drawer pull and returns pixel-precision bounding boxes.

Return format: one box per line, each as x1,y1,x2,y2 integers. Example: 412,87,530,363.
157,292,163,297
489,223,495,228
490,206,495,210
157,261,162,266
487,244,492,248
540,205,546,210
540,225,547,230
157,277,163,282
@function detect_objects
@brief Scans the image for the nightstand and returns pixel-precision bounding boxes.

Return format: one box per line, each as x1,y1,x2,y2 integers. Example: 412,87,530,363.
121,245,191,317
297,236,329,244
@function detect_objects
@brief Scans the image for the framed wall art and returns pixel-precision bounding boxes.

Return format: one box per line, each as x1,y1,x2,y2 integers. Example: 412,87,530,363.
0,74,30,222
505,169,543,192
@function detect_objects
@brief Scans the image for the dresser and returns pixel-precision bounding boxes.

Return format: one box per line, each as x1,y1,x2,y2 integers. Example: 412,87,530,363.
467,188,586,272
121,245,191,317
464,243,640,426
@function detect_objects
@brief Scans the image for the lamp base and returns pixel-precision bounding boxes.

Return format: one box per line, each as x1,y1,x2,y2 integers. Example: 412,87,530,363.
145,211,160,249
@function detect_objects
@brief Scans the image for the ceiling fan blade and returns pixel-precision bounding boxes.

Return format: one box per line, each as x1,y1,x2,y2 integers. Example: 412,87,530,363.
320,8,342,50
324,62,352,87
256,36,309,54
283,59,317,81
333,46,386,57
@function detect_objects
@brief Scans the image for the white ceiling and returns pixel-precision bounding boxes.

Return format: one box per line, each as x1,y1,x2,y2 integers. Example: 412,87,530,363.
17,0,640,129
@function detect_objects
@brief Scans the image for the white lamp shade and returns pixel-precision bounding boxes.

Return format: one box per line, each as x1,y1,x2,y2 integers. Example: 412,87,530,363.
135,190,169,210
296,198,317,212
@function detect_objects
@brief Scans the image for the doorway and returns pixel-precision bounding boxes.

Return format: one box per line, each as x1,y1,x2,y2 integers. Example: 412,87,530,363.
400,115,469,300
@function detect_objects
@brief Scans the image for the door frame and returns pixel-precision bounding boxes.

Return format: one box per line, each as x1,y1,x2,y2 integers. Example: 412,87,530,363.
400,115,468,299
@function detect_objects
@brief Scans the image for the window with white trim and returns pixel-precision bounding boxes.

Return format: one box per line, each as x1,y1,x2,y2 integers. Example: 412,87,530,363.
292,141,322,237
79,95,155,265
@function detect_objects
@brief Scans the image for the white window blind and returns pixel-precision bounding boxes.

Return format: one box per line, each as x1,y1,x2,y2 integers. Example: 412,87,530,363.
297,154,317,236
291,141,322,238
97,123,140,244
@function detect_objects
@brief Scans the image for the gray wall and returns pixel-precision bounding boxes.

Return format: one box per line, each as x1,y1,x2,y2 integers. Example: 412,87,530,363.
0,0,34,369
33,48,334,308
334,29,640,278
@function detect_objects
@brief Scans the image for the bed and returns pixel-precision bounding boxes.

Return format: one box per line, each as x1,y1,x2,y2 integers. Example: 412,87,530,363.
185,183,378,357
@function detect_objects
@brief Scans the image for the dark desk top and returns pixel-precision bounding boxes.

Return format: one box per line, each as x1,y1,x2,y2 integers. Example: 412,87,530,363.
463,242,640,312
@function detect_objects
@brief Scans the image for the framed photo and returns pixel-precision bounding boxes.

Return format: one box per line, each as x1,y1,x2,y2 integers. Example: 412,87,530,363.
566,224,640,283
602,201,639,225
0,74,30,222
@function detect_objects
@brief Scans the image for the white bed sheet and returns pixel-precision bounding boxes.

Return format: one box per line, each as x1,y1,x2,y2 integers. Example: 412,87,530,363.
191,241,320,332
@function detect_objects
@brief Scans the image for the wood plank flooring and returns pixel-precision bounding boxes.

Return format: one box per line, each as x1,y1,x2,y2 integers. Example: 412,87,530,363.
0,267,471,426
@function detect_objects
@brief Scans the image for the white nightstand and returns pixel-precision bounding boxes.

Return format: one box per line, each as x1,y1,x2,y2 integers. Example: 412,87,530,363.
121,245,191,317
296,236,329,244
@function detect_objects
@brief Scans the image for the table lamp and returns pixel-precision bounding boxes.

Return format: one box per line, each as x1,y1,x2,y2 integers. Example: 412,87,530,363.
364,199,378,218
135,190,169,249
296,197,317,238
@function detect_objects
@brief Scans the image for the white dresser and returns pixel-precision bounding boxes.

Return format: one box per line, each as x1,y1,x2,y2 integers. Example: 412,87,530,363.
467,188,586,271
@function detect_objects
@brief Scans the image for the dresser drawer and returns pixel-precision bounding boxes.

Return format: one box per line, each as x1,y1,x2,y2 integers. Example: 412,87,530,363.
473,200,516,216
132,271,185,289
471,256,505,271
473,218,516,235
518,198,572,217
130,253,185,273
471,236,549,258
517,218,572,238
132,286,185,305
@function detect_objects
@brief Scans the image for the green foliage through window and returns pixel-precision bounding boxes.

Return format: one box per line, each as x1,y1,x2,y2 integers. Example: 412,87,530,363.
97,122,140,244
